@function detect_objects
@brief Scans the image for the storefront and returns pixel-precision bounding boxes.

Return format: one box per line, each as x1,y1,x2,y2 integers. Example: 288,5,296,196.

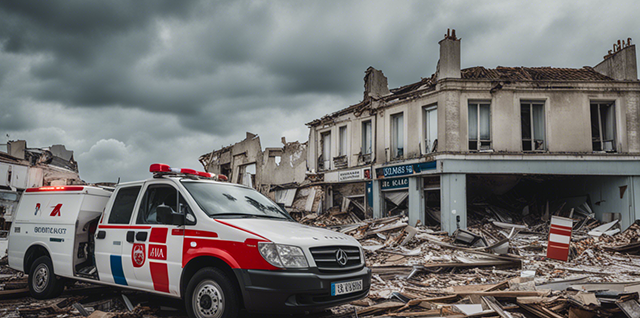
324,167,372,218
372,161,437,226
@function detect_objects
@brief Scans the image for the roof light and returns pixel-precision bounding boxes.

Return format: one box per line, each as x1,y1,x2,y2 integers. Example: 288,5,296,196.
149,163,224,181
26,186,85,193
149,163,171,172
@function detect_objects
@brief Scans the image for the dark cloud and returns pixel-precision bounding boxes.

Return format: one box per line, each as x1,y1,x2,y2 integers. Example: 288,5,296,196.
1,0,639,182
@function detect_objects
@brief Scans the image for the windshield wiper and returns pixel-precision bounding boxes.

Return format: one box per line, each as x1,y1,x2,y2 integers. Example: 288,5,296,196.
250,214,288,220
210,213,290,220
210,213,257,219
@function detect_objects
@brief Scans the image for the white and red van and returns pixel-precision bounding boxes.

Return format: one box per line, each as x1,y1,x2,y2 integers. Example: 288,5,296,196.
8,164,371,318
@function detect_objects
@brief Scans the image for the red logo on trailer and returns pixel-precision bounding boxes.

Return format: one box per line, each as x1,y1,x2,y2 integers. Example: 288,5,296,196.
132,244,146,267
50,204,62,217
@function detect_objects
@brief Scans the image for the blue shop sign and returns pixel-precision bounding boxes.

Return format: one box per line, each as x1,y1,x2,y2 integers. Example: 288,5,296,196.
414,161,437,173
380,164,414,177
381,177,409,190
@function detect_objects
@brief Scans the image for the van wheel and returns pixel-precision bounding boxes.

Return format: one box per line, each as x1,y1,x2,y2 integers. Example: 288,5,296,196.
185,268,238,318
28,256,65,299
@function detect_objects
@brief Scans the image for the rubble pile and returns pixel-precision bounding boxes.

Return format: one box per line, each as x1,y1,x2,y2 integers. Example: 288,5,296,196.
303,203,640,317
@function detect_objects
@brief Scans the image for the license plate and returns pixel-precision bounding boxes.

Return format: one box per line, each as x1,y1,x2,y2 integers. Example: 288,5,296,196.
331,279,363,296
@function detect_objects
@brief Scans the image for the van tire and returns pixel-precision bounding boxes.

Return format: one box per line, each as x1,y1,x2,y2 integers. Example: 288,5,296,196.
28,256,65,299
185,268,239,318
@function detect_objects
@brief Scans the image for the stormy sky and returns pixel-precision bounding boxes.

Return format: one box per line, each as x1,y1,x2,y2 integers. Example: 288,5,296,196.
1,1,638,183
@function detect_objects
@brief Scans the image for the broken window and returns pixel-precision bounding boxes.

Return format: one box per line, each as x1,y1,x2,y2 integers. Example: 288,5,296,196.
391,112,404,158
339,126,347,156
468,102,491,151
239,163,256,188
320,131,331,170
362,120,372,155
521,101,546,151
423,105,437,153
591,101,616,152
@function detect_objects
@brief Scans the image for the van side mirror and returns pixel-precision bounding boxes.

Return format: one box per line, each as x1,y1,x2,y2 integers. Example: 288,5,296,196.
156,205,184,226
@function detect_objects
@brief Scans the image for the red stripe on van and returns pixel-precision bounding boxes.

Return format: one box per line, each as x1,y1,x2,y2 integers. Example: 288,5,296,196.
98,225,152,230
149,228,168,243
149,262,170,293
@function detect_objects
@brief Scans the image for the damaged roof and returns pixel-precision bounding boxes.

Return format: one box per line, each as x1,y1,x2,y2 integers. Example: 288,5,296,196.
461,66,614,81
307,66,615,126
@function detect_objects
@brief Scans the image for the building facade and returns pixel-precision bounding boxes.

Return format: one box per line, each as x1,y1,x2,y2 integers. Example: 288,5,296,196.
306,30,640,233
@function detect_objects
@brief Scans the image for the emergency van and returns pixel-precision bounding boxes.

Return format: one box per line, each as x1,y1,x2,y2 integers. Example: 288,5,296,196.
8,164,371,318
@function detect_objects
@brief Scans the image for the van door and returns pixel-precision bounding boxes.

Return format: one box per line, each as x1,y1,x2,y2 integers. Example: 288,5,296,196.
124,183,185,295
95,186,142,286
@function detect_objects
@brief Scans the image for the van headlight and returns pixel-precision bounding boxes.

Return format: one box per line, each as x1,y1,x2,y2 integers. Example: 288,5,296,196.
258,242,309,268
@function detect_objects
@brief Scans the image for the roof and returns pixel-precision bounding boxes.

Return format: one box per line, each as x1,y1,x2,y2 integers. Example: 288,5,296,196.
307,66,616,126
461,66,614,81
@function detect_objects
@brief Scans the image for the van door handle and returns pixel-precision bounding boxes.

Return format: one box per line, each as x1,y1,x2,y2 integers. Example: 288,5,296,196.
136,232,147,242
96,231,106,239
126,231,135,243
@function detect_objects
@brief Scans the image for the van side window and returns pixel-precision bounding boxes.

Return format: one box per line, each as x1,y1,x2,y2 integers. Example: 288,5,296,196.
137,185,178,225
108,186,141,224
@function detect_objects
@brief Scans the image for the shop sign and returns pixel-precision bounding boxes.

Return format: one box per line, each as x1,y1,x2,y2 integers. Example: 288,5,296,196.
381,177,409,190
380,164,414,178
414,161,437,172
338,169,362,182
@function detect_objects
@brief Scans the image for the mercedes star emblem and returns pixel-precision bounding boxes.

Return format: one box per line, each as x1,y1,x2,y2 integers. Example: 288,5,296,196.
335,249,348,266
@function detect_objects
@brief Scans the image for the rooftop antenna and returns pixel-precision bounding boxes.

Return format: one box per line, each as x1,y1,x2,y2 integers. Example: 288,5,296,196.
116,177,120,185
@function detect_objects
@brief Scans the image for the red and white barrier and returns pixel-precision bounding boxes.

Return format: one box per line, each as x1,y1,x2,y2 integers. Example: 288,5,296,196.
547,216,573,261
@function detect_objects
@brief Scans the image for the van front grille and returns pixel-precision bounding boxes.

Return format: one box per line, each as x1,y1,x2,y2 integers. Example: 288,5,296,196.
309,246,362,272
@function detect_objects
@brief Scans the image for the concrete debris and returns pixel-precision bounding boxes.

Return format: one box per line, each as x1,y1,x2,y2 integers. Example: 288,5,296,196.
297,200,640,318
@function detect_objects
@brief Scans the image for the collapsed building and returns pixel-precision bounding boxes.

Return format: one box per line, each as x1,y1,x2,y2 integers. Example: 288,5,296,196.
306,30,640,233
198,133,321,212
0,140,82,251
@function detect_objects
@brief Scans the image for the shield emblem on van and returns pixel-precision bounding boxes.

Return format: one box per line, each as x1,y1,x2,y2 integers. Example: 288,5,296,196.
132,244,146,268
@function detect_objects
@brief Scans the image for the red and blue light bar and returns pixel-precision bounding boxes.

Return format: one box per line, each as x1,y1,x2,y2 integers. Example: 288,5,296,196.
149,163,228,181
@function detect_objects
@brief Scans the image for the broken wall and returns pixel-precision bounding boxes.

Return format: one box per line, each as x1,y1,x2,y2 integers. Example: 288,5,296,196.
553,175,637,230
200,132,262,184
260,141,307,186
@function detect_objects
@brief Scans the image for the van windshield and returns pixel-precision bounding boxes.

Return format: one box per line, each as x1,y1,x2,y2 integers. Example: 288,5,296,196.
181,181,293,220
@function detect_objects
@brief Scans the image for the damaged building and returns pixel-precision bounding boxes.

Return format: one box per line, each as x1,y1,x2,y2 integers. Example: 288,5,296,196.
198,133,318,211
307,30,640,234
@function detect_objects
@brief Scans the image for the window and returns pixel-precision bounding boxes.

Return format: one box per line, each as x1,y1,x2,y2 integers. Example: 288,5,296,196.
468,102,491,150
521,101,546,151
391,113,404,158
591,101,616,152
137,184,181,224
182,182,292,220
108,186,141,224
320,131,331,170
362,120,372,155
137,185,194,225
339,126,347,156
423,105,437,153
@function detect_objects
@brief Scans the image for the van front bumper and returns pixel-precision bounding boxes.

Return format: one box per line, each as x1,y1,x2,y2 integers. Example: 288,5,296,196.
233,266,371,313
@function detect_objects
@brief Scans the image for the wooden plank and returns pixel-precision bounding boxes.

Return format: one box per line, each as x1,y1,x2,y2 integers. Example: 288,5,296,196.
457,291,550,298
0,287,29,299
482,296,513,318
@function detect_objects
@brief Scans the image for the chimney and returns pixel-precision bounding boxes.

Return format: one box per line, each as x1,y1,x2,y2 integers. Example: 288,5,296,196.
594,38,637,80
437,29,461,81
363,66,390,100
